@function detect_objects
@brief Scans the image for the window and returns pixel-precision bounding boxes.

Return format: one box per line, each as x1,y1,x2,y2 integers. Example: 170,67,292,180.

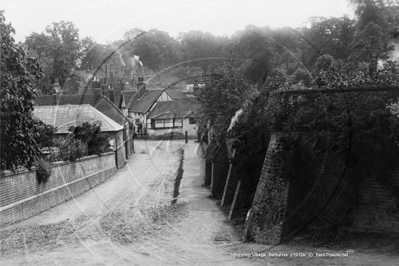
151,118,183,129
155,120,164,128
164,119,174,128
174,119,182,127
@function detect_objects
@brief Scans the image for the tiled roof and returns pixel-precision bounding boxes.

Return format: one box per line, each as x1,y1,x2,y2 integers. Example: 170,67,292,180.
166,89,184,99
120,90,136,109
33,104,123,133
35,94,97,106
147,98,199,119
124,89,164,113
95,96,131,126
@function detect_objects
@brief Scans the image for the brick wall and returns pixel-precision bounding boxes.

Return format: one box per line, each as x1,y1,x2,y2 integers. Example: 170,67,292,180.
203,140,217,187
221,163,238,206
229,149,267,220
210,141,229,199
204,159,212,187
245,132,290,244
0,152,116,226
244,131,399,244
350,171,399,233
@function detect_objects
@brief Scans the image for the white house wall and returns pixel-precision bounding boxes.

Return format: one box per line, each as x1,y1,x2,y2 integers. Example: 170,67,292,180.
157,91,173,102
147,118,197,138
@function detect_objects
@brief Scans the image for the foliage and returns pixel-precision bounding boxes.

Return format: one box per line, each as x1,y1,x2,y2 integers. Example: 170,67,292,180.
349,22,394,76
51,136,88,162
35,119,57,148
197,55,251,140
125,29,182,71
0,11,44,171
69,122,111,155
24,21,84,94
34,159,52,184
289,68,313,87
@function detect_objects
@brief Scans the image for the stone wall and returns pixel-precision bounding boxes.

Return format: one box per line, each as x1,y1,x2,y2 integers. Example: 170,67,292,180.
0,152,116,226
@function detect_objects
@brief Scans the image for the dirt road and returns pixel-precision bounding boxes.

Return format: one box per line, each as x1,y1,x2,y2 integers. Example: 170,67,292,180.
0,140,261,265
1,140,398,266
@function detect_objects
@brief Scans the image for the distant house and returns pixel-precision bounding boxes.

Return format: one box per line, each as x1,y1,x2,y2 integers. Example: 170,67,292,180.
33,104,127,168
146,98,200,138
122,77,174,135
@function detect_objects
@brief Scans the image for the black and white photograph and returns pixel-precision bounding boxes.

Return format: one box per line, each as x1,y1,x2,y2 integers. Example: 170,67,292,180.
1,0,399,265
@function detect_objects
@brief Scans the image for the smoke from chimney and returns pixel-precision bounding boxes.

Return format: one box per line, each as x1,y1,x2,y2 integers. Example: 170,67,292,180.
117,51,126,66
131,55,143,67
391,43,399,63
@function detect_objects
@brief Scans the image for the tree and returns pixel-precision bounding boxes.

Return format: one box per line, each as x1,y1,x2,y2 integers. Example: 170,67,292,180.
349,22,394,76
350,0,399,31
289,67,313,87
178,30,229,68
197,56,251,140
24,21,82,94
233,26,277,82
124,29,182,71
314,54,335,73
79,37,104,70
0,11,44,170
300,16,356,70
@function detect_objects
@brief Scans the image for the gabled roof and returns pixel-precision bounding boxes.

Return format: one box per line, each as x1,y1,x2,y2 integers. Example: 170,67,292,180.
120,90,136,109
125,89,164,113
35,94,97,106
33,104,123,133
147,98,199,119
95,96,131,126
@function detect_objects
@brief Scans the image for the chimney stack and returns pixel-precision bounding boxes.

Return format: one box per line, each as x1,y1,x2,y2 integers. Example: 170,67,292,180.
101,84,109,97
93,88,102,105
136,77,146,99
109,88,115,103
92,80,101,92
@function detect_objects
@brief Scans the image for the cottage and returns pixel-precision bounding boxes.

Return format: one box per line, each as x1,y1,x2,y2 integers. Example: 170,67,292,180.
33,104,126,168
146,98,199,138
122,77,174,136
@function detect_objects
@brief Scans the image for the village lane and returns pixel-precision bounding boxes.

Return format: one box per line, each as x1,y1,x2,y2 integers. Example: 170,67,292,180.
0,139,261,265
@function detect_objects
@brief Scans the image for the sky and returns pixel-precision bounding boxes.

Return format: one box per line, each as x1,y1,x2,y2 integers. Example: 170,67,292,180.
1,0,355,44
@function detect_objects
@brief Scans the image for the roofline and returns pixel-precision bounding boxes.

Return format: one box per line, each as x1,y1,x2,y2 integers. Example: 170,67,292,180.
141,89,164,113
95,95,132,124
34,104,124,132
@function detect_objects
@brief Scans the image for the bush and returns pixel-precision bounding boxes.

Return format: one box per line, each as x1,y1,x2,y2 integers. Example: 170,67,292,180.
35,119,57,148
51,137,88,162
35,159,52,184
69,122,111,155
